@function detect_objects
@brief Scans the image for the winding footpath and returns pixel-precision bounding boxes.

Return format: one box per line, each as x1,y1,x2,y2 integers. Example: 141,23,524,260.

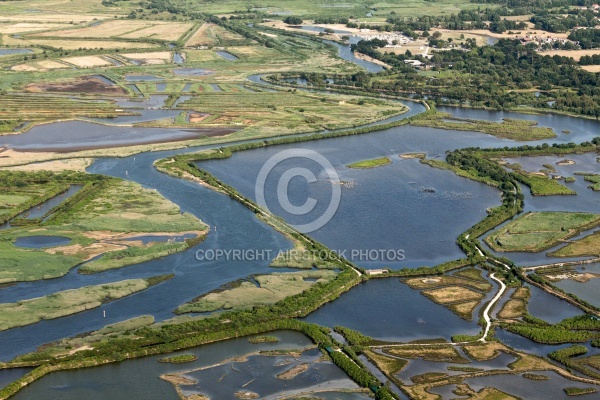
479,273,506,342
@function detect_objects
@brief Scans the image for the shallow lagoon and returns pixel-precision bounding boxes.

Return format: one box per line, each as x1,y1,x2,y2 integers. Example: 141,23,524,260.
181,347,357,400
464,371,598,399
13,236,72,249
554,262,600,308
304,278,480,341
9,331,345,400
198,126,501,268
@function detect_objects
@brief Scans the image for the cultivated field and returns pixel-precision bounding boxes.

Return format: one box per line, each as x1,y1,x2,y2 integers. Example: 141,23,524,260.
34,19,194,42
177,0,487,18
62,55,112,68
122,51,173,64
581,65,600,73
540,49,600,62
0,22,75,35
185,23,248,47
11,60,69,71
1,36,157,50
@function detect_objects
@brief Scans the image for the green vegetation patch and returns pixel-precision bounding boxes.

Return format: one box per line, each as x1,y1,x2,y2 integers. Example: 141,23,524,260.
505,323,600,344
0,227,94,284
405,274,492,292
158,354,198,364
334,326,374,346
0,276,169,331
269,241,338,269
485,212,600,252
452,267,489,283
410,113,557,141
522,373,550,380
176,270,336,314
0,171,74,223
56,179,205,233
363,350,408,377
347,157,392,169
248,336,279,344
384,345,469,363
410,371,448,384
79,241,190,274
0,173,206,282
583,175,600,191
550,345,600,379
564,387,598,396
514,172,576,196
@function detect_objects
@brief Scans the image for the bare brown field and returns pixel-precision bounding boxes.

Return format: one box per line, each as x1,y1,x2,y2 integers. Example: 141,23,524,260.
25,76,127,95
539,49,600,61
62,56,112,68
122,51,172,64
185,22,211,46
449,301,480,319
120,22,194,41
0,22,72,34
0,14,110,23
2,36,156,50
11,60,69,71
185,23,246,47
422,286,485,304
466,28,570,40
581,65,600,73
498,299,526,319
462,342,507,361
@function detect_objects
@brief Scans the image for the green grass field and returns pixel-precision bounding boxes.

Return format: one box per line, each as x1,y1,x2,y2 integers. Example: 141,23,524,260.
347,157,391,169
0,181,70,222
121,0,490,18
176,270,336,314
550,231,600,258
515,173,576,196
0,277,164,331
485,212,600,252
57,180,204,233
583,174,600,191
411,113,557,141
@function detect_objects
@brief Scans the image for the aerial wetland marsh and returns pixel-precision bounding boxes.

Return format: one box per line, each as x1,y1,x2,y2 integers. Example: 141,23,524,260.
1,0,600,399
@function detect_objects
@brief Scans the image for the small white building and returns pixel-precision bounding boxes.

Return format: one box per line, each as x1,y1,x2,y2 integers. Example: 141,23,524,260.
404,59,423,66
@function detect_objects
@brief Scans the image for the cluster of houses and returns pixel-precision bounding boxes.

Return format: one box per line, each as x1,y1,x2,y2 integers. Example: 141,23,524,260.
579,4,600,12
519,35,572,47
352,31,412,48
